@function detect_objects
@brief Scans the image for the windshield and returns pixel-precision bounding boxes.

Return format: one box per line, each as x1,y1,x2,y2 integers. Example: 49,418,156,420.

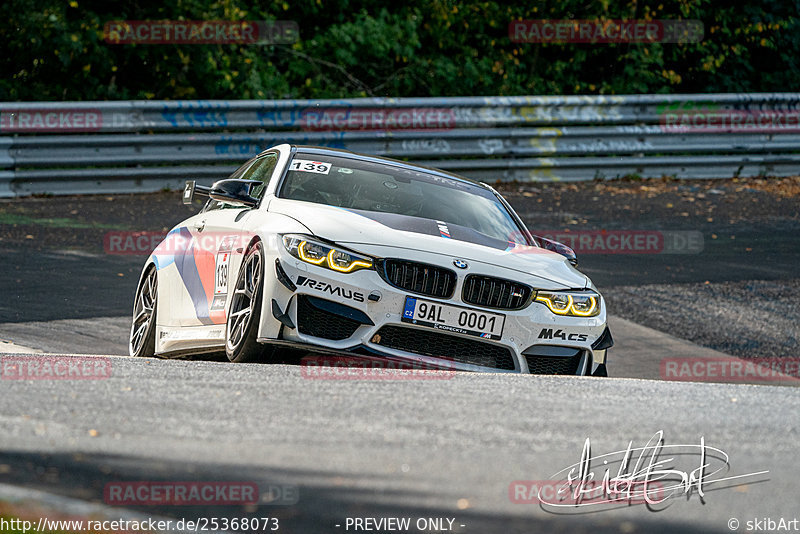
278,153,529,245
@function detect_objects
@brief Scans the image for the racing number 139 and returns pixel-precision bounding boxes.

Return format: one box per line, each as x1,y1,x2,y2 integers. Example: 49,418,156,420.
216,263,227,289
290,160,330,173
214,252,230,295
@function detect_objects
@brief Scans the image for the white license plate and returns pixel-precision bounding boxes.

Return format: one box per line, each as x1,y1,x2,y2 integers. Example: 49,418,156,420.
401,296,505,340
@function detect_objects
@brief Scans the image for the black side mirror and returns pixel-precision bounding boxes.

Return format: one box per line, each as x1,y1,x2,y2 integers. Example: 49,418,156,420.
533,235,578,266
183,179,260,208
209,179,260,207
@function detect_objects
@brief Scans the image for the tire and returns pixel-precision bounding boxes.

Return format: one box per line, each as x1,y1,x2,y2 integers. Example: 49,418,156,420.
226,241,268,362
129,266,158,358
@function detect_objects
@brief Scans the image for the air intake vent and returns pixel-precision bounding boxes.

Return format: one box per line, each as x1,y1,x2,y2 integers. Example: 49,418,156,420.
524,353,583,375
372,325,516,370
380,259,456,299
462,275,532,310
296,295,362,341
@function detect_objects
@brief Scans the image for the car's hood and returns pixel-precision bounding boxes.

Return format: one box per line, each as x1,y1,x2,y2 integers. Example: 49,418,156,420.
268,198,588,289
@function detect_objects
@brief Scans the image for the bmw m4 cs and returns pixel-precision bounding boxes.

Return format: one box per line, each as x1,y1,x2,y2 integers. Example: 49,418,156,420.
129,144,613,375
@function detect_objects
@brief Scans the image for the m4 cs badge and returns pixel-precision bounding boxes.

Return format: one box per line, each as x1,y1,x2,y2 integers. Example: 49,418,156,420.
297,276,365,303
538,328,588,342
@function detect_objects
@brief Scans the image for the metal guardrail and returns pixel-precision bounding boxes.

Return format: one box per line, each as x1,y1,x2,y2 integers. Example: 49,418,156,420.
2,93,800,196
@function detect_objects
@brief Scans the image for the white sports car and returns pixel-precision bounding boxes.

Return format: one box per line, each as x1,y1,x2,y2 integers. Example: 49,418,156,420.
129,144,613,375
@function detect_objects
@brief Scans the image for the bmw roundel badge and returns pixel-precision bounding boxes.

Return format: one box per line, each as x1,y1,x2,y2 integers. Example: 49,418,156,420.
453,259,468,269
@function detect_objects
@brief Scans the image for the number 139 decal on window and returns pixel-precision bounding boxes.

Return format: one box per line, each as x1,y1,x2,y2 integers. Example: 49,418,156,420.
289,159,331,175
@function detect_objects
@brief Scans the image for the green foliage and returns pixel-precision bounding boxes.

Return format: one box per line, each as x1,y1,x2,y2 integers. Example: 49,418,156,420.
1,0,799,100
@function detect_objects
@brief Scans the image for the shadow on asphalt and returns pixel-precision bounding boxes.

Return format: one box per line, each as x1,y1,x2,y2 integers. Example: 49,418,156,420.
0,450,734,534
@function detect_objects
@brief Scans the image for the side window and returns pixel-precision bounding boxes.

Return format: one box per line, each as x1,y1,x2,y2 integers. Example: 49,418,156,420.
204,152,279,211
240,152,278,201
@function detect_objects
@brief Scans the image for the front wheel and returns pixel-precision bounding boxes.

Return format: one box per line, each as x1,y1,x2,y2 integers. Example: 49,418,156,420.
129,266,158,357
226,241,268,362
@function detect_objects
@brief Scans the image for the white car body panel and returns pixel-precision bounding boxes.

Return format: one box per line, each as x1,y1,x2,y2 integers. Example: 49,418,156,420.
267,197,589,289
133,144,613,374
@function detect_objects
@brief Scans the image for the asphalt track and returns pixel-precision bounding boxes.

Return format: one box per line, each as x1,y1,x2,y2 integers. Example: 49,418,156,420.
0,354,796,533
0,313,773,384
0,303,797,533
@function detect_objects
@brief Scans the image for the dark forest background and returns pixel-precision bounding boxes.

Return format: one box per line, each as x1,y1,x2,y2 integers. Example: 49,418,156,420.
2,0,798,101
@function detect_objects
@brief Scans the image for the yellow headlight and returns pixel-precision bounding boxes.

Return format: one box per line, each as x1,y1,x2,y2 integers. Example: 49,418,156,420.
535,292,600,317
327,249,373,273
570,295,598,316
298,241,327,265
284,235,373,274
535,294,571,315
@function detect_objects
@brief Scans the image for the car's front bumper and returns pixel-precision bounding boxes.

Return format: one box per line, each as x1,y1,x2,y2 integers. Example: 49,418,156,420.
258,249,611,375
